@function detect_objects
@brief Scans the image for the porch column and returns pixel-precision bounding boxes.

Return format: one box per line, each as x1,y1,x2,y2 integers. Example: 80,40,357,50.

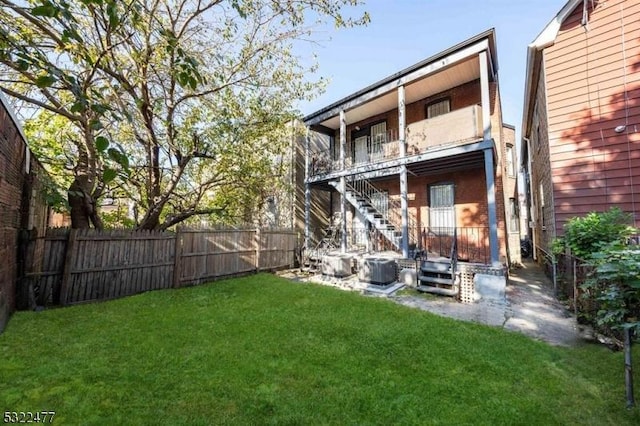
304,127,311,254
340,110,347,253
480,50,499,265
480,50,492,140
398,85,409,258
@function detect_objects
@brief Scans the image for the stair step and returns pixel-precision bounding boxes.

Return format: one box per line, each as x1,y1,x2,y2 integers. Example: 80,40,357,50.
416,285,458,297
420,261,452,273
418,275,454,286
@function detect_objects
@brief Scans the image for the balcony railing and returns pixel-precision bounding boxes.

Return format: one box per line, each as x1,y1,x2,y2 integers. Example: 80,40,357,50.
309,105,483,177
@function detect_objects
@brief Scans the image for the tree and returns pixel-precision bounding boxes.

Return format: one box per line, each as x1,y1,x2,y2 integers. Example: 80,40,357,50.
0,0,369,229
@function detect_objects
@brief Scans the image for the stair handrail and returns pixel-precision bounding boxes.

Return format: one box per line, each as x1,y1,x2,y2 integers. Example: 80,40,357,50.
450,227,458,286
345,176,418,245
303,223,341,268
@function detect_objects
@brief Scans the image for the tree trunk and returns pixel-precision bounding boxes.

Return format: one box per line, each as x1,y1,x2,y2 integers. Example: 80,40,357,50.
68,177,102,229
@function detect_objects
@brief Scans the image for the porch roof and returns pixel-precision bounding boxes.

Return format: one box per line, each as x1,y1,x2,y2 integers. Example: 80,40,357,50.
304,29,498,131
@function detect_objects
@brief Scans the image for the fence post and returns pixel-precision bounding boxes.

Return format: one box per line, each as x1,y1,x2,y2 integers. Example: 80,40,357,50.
255,227,261,273
173,226,182,288
59,228,78,306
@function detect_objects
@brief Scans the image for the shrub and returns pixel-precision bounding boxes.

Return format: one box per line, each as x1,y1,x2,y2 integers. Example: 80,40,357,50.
582,247,640,342
556,207,635,259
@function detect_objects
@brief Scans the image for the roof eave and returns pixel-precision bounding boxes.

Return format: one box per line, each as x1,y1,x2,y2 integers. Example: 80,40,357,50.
521,0,583,142
304,28,498,126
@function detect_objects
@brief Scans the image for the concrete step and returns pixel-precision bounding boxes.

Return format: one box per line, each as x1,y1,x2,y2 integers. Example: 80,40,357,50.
418,275,454,287
420,260,452,274
416,285,458,297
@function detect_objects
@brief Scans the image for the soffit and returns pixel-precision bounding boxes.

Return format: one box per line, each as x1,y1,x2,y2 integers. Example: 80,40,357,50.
319,57,480,130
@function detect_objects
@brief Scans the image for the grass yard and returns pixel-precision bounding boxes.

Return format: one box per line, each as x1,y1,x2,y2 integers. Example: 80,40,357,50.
1,273,640,425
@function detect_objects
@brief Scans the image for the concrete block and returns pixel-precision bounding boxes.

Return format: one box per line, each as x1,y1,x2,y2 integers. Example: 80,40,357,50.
474,273,506,301
399,268,418,288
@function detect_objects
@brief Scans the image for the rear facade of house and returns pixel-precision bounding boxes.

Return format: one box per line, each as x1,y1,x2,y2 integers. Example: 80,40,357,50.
301,29,518,270
522,0,640,255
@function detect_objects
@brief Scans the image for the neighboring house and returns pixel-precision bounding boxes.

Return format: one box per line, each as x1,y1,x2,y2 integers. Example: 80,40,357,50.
301,28,518,276
521,0,640,257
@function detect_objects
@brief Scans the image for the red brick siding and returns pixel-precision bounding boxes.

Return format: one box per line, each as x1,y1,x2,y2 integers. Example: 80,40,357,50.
0,99,50,331
544,0,640,231
366,167,508,263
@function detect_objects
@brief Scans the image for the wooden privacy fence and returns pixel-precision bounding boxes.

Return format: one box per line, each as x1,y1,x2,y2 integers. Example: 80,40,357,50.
23,227,296,306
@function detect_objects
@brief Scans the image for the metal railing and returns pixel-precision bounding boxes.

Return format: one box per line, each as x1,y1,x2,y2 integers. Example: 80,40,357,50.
346,176,418,244
414,226,490,264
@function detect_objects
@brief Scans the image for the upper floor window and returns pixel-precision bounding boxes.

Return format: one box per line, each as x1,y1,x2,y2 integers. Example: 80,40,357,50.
506,144,515,177
426,98,451,119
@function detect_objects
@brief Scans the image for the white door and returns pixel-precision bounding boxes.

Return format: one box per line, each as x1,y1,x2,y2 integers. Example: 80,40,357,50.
370,122,387,161
354,136,369,164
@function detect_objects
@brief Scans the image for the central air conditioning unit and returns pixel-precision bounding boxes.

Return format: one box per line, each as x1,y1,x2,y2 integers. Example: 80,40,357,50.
358,257,396,285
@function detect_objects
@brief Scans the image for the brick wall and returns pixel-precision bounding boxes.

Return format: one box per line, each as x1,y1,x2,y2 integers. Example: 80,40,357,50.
0,95,50,332
363,166,508,263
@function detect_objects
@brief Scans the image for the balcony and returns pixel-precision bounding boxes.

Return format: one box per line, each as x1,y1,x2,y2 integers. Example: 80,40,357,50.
309,105,484,177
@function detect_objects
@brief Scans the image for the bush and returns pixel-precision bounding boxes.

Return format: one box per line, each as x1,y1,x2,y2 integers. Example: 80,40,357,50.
582,247,640,342
556,207,635,259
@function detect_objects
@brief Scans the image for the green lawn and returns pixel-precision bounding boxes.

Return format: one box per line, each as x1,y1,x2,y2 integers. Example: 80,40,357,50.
1,273,639,425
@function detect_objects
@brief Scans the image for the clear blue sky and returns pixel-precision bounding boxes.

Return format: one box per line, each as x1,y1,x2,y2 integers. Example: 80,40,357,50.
297,0,566,144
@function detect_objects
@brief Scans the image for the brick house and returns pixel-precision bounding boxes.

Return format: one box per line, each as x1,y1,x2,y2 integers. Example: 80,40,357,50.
521,0,640,257
300,29,517,296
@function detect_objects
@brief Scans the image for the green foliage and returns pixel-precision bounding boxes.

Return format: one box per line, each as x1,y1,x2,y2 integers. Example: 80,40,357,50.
1,0,369,229
582,248,640,338
556,207,636,259
1,275,639,424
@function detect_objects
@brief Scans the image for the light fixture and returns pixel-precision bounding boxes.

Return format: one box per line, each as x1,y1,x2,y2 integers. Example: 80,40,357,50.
615,125,627,133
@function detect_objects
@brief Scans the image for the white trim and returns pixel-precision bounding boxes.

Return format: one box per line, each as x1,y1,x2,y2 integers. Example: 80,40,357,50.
521,0,583,140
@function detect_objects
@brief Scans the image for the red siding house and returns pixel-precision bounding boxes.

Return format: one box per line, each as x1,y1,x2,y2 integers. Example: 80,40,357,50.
522,0,640,256
301,29,517,300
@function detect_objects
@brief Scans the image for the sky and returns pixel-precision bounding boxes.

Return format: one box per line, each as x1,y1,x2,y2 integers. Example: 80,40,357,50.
296,0,568,145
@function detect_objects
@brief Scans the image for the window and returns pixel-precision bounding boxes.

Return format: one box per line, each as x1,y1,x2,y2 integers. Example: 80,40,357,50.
426,98,451,119
509,197,519,233
429,183,455,234
506,144,515,177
